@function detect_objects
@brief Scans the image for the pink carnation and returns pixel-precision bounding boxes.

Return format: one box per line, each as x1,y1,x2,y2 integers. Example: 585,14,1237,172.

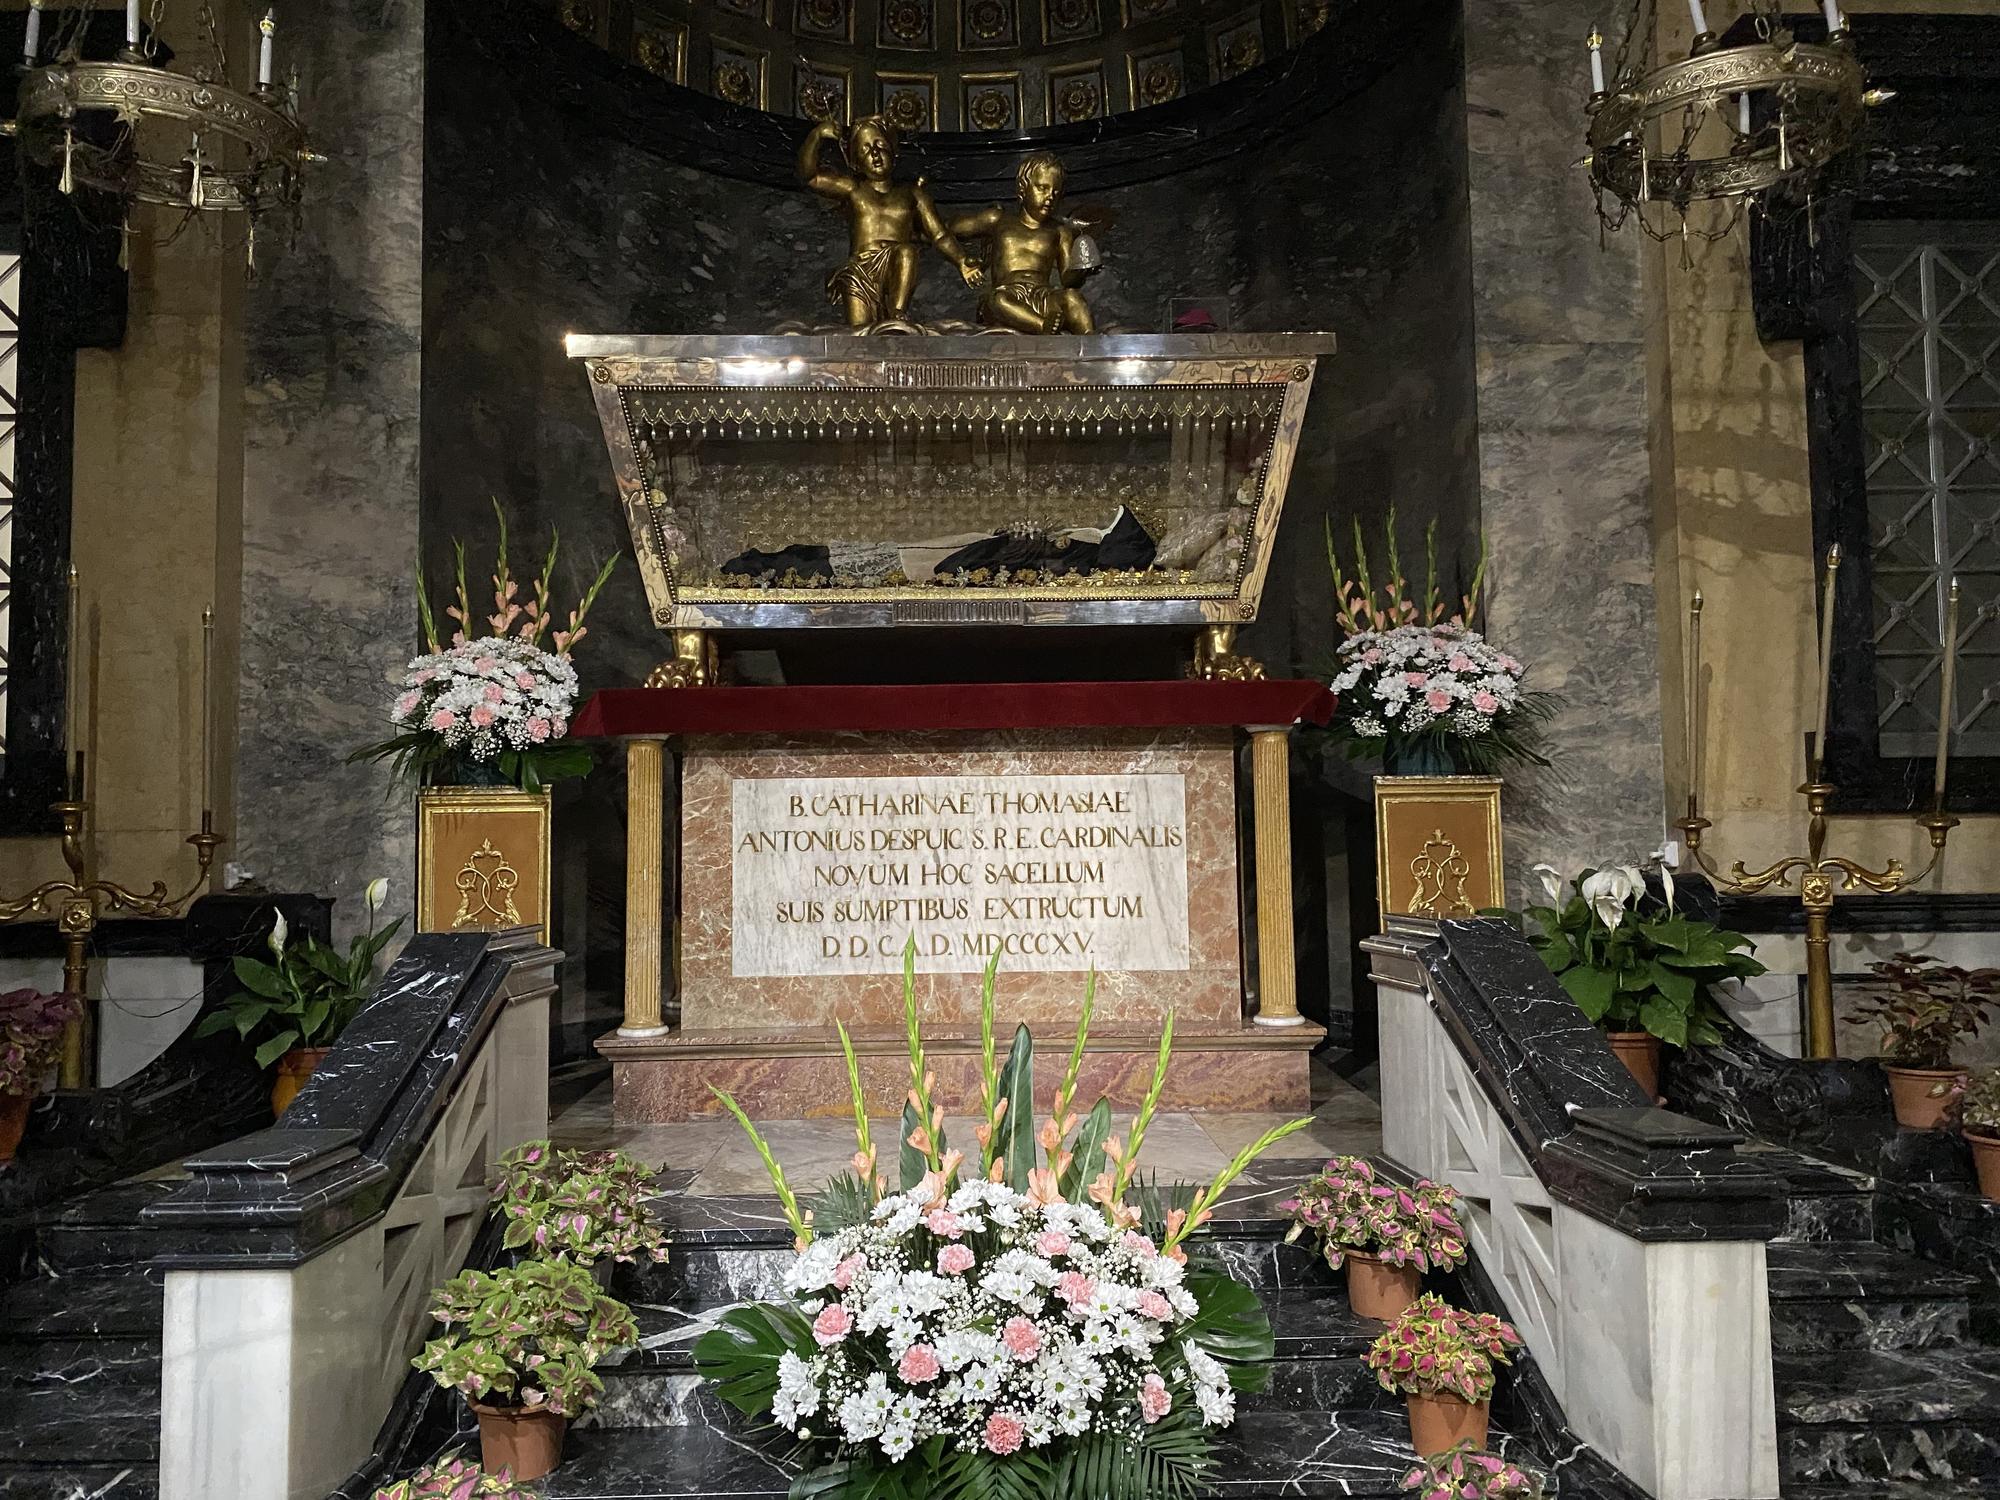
1135,1290,1173,1321
470,705,496,728
832,1253,865,1291
394,691,421,718
1362,648,1384,664
1404,671,1429,686
526,717,551,742
1055,1271,1096,1306
428,709,458,731
473,656,498,674
938,1244,976,1276
925,1208,963,1239
515,671,537,689
1472,690,1500,714
812,1304,852,1346
983,1413,1025,1455
1140,1372,1171,1424
1034,1230,1072,1258
413,669,436,684
482,683,504,703
1425,689,1453,712
1449,654,1473,672
1121,1231,1158,1258
898,1344,942,1384
1001,1316,1043,1361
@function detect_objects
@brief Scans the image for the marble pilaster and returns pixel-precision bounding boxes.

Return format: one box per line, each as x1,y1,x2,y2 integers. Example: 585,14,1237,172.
235,2,424,924
1464,0,1667,888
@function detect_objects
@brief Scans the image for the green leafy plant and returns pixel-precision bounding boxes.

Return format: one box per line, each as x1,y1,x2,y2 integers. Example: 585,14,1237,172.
412,1257,637,1418
370,1449,540,1500
1501,863,1763,1048
1278,1155,1467,1273
1401,1443,1544,1500
1364,1294,1522,1405
0,988,84,1097
491,1139,670,1266
1957,1069,2000,1139
193,887,404,1069
1845,953,1998,1070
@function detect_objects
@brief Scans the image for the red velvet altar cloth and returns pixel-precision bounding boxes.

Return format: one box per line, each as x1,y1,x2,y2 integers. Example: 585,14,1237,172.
572,680,1334,738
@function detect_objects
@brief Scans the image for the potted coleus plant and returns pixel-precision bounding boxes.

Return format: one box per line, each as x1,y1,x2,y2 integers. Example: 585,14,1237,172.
353,505,617,942
413,1257,638,1482
1324,511,1556,777
370,1449,539,1500
1508,862,1763,1099
0,988,84,1165
193,885,404,1114
490,1139,671,1270
1365,1294,1522,1458
1280,1155,1467,1320
1846,953,1998,1131
1401,1443,1544,1500
1956,1069,2000,1202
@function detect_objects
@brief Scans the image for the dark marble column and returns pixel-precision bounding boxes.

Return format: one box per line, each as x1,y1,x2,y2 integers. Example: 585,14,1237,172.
1463,0,1665,884
235,2,424,918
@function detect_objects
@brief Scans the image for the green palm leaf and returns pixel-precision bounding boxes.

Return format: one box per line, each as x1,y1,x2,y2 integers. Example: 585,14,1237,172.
1177,1266,1275,1392
692,1303,812,1415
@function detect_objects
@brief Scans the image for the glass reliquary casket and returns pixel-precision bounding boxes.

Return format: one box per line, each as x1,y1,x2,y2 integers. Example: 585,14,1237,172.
569,333,1336,658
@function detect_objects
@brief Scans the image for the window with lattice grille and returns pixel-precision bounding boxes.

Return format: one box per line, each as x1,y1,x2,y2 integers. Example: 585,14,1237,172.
1854,221,2000,760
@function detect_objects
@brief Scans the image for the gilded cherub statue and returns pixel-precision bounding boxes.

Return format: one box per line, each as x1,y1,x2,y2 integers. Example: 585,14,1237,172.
949,150,1098,334
798,115,981,327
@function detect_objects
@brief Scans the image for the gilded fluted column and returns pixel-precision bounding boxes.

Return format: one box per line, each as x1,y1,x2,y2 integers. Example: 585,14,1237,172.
621,738,671,1037
1249,726,1303,1026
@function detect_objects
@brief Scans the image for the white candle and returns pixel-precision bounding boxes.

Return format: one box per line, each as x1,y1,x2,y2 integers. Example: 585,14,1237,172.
1588,30,1607,93
1738,93,1752,134
200,607,214,815
127,0,140,47
1933,579,1960,805
25,1,42,64
258,10,275,88
1811,544,1842,778
1687,0,1709,35
66,566,83,797
1821,0,1844,31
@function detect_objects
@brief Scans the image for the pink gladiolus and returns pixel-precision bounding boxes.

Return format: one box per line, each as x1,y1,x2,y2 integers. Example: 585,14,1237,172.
1139,1372,1171,1423
938,1244,976,1275
898,1344,942,1383
1034,1230,1072,1258
983,1413,1025,1455
1001,1316,1042,1361
812,1304,852,1346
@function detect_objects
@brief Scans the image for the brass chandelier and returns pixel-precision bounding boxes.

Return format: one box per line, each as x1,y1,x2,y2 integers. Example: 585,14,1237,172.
11,1,313,266
1585,0,1887,240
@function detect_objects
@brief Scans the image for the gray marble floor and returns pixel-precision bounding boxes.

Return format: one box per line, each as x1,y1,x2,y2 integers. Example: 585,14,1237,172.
551,1058,1382,1195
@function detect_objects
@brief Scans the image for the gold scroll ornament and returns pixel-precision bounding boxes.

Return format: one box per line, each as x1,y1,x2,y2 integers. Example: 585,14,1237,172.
1373,776,1504,920
416,787,552,942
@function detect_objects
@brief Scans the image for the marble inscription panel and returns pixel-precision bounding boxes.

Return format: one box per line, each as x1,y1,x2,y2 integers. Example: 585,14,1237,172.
730,773,1191,977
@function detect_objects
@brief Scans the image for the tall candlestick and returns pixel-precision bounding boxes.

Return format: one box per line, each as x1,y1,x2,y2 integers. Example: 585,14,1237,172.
1687,590,1705,811
258,10,275,88
1811,544,1842,779
1687,0,1709,37
200,607,215,818
1933,579,1960,807
24,0,43,64
127,0,140,48
1588,29,1607,94
1821,0,1844,33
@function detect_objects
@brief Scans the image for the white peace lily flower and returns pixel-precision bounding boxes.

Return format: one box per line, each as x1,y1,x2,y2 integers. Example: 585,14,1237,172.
1531,862,1566,905
1579,867,1635,930
363,877,390,915
267,909,289,957
1658,861,1676,914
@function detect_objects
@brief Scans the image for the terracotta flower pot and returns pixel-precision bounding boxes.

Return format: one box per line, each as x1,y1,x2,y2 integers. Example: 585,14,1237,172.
471,1399,567,1481
1605,1031,1663,1101
1406,1391,1490,1457
270,1047,331,1117
1344,1250,1422,1321
1968,1131,2000,1203
1884,1065,1965,1131
0,1091,31,1165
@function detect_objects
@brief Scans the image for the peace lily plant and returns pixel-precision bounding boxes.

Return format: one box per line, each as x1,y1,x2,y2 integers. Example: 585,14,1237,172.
1501,861,1764,1098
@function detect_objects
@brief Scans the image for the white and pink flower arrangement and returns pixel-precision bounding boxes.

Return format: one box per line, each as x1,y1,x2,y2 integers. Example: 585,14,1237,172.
1324,511,1553,777
354,503,617,791
695,950,1309,1500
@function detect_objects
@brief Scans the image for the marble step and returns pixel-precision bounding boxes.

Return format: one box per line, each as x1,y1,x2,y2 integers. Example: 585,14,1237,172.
0,1463,158,1499
29,1183,181,1275
1766,1242,1975,1352
544,1407,1517,1498
1774,1346,2000,1484
0,1270,166,1341
0,1337,162,1465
